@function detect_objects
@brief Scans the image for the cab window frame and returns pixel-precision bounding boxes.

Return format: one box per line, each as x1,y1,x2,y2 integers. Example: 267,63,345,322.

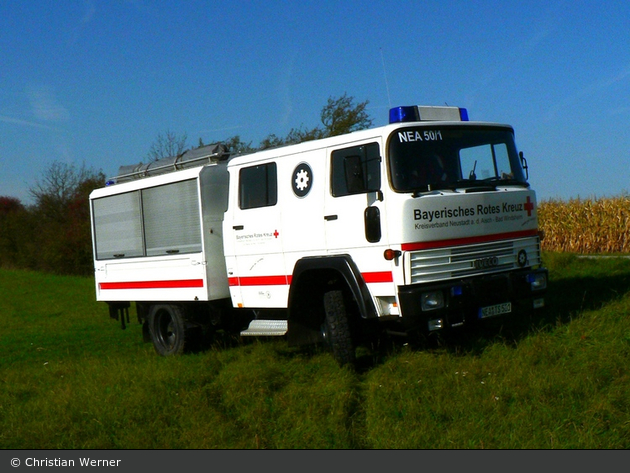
238,162,278,210
331,142,381,197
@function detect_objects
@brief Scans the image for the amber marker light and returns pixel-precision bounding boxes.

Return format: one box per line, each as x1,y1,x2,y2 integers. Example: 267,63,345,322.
384,249,402,261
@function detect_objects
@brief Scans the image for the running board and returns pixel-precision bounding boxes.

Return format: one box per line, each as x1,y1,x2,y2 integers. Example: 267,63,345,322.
240,319,288,337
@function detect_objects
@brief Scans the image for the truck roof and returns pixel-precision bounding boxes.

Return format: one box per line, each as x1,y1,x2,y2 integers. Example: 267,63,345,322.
226,120,513,167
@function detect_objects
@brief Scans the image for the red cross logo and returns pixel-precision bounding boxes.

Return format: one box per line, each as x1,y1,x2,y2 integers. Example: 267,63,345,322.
524,196,534,217
273,229,279,239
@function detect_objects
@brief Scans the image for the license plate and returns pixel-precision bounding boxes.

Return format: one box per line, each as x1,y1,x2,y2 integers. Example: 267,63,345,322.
479,302,512,319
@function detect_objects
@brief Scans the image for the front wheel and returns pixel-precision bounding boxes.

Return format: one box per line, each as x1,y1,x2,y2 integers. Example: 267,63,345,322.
147,304,188,356
322,290,356,366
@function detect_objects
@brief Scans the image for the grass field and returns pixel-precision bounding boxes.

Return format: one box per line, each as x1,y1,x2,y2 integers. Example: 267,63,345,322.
1,253,630,449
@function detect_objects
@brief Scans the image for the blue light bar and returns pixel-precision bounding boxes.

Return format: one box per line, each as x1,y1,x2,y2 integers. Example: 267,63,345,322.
389,106,419,124
389,105,469,123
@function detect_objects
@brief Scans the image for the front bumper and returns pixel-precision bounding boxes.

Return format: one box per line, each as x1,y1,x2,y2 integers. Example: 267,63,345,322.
396,268,547,331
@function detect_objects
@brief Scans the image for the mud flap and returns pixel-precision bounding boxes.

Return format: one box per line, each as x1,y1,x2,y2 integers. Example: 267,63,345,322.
107,302,131,330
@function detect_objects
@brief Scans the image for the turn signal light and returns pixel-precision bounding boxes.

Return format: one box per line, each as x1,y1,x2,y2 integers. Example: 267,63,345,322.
384,249,402,261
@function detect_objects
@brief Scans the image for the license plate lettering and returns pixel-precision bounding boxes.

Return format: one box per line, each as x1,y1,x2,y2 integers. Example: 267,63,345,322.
479,302,512,319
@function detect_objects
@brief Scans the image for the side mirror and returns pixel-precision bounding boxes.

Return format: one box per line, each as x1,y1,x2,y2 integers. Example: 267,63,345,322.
519,151,529,180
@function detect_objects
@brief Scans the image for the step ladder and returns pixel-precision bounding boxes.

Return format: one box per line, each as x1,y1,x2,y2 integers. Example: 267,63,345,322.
240,319,288,337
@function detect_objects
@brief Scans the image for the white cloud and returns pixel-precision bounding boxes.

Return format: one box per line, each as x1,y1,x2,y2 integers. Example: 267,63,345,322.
0,114,58,130
26,84,70,122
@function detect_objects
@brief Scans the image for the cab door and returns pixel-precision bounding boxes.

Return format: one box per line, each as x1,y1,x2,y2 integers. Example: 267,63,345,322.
323,140,388,252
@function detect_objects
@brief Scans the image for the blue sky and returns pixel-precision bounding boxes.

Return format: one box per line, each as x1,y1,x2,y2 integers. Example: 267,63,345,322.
1,0,629,204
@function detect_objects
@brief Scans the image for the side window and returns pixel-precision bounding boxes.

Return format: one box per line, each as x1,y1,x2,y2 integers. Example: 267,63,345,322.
331,143,380,197
239,162,277,209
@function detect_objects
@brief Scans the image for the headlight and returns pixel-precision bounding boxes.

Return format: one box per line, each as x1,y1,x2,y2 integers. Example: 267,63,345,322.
527,272,547,291
421,291,445,311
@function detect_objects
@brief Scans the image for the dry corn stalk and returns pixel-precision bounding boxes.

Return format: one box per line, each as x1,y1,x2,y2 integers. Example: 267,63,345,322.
538,195,630,253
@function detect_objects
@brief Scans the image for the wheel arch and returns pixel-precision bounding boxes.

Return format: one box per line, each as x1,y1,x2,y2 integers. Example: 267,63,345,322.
286,255,377,347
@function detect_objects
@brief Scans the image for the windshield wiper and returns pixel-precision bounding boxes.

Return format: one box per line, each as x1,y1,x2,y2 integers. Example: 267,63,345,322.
411,183,452,197
411,186,431,197
445,179,496,193
483,177,530,187
445,179,485,190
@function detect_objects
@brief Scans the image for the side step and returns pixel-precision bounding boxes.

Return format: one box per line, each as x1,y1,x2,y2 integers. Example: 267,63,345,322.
240,319,288,337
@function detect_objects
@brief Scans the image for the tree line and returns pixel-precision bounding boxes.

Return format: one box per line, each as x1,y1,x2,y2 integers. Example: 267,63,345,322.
0,94,372,276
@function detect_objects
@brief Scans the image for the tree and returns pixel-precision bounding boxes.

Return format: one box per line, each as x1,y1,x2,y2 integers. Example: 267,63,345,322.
320,93,372,137
258,133,286,150
27,161,106,275
282,125,324,145
257,94,373,149
0,196,27,269
146,129,189,162
0,196,23,216
221,135,255,156
29,162,102,222
192,94,373,156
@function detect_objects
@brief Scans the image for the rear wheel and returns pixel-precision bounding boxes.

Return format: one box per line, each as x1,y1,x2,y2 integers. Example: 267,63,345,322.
147,304,188,356
322,290,356,366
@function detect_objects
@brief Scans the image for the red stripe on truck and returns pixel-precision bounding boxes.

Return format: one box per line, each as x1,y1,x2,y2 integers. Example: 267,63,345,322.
401,229,539,251
102,270,394,291
99,279,204,290
228,271,393,287
230,275,289,286
362,271,394,283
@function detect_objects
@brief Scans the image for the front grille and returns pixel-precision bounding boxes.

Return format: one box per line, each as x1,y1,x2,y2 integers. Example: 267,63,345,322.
408,237,541,285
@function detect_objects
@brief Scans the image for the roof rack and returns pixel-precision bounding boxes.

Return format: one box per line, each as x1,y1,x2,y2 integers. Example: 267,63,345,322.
108,143,229,185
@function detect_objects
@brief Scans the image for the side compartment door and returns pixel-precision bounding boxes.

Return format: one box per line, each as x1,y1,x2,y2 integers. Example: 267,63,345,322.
92,177,209,302
224,161,286,308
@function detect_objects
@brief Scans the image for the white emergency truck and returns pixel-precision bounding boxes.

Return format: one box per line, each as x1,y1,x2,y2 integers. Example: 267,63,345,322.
90,105,547,365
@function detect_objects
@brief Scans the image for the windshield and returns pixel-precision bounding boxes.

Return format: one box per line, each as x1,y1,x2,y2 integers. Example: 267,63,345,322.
387,125,527,193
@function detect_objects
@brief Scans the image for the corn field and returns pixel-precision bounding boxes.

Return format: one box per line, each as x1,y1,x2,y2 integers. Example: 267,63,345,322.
538,195,630,254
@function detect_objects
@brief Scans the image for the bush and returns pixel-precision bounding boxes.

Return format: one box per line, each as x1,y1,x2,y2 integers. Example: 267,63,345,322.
0,162,105,276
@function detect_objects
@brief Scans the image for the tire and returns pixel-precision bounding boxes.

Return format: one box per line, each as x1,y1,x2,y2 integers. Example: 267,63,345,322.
147,304,188,356
322,290,356,366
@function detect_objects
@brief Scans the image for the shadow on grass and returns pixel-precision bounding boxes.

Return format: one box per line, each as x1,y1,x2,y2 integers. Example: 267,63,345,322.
354,261,630,369
182,256,630,372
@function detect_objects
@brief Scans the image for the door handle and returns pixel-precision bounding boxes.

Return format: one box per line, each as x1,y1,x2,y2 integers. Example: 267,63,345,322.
233,225,244,230
324,215,338,221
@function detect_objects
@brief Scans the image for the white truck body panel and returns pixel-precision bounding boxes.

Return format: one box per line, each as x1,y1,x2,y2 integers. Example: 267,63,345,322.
90,164,230,303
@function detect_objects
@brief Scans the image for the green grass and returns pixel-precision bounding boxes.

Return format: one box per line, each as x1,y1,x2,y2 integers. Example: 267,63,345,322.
2,254,630,449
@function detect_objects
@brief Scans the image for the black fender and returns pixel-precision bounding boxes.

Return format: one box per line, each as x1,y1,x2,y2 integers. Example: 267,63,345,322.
287,255,377,346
